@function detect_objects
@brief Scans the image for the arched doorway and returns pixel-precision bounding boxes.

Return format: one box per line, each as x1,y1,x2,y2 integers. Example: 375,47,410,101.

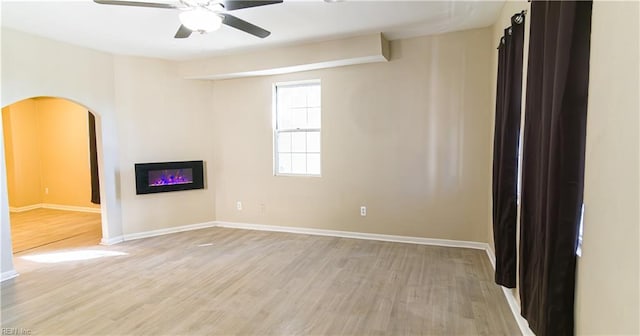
2,97,105,254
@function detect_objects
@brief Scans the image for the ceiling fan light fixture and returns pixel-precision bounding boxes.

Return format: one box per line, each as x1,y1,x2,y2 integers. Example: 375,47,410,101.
179,8,222,32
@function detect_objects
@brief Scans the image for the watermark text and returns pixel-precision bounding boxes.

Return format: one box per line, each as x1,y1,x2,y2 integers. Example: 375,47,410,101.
2,328,32,335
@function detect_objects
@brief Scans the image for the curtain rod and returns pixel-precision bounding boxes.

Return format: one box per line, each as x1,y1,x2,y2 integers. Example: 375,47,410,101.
496,10,527,49
514,10,527,24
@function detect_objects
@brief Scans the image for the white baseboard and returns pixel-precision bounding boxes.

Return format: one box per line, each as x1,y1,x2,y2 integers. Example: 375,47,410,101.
100,220,486,252
100,236,124,245
214,221,490,251
122,221,218,242
9,203,101,214
42,203,101,213
484,248,534,336
9,204,42,212
1,269,19,282
98,221,218,245
484,246,497,269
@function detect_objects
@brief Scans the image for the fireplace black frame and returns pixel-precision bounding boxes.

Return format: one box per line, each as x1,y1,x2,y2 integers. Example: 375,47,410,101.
135,160,205,195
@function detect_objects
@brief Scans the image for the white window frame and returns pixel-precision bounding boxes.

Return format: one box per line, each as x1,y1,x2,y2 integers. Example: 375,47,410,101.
273,79,321,177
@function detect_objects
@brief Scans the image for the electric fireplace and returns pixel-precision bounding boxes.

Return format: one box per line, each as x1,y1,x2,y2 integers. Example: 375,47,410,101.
135,160,204,195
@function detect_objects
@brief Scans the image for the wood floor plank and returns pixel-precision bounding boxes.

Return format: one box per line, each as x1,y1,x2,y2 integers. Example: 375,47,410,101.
9,208,102,253
2,227,520,335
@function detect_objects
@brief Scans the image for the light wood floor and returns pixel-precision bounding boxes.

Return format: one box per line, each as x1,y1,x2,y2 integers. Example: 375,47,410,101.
2,227,520,335
9,208,102,254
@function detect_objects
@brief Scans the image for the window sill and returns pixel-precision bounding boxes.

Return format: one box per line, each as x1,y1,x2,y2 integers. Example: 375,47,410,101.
274,173,322,178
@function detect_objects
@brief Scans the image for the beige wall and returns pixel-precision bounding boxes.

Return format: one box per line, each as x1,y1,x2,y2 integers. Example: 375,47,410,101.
113,55,216,235
1,29,122,272
211,28,493,242
2,99,42,207
576,1,640,334
488,1,640,334
1,30,216,275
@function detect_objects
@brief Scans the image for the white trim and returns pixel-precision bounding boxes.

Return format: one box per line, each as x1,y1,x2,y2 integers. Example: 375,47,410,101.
99,221,219,245
9,204,42,213
42,203,101,213
122,221,218,242
484,248,535,336
273,78,322,88
214,221,490,251
100,236,124,245
1,269,19,282
485,246,497,269
8,203,101,214
501,287,533,336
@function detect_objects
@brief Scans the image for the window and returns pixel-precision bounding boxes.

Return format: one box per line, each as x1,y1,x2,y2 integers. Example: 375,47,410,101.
274,80,321,176
576,203,584,257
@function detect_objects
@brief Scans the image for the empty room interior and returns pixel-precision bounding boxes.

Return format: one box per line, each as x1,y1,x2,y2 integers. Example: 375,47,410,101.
1,0,638,335
3,97,103,254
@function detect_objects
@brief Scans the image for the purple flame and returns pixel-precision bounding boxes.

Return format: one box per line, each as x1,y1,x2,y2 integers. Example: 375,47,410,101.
148,168,194,187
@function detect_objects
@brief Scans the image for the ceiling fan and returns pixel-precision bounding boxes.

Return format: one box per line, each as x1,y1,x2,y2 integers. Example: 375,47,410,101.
93,0,283,39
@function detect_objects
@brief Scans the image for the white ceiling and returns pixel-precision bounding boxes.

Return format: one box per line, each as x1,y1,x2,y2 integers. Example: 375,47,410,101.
1,0,504,61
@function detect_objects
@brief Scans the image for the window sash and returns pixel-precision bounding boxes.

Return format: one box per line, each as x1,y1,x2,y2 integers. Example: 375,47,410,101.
274,129,321,176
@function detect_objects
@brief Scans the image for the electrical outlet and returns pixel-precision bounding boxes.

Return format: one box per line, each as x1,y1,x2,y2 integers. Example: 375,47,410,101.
236,201,243,211
360,206,367,216
45,187,49,195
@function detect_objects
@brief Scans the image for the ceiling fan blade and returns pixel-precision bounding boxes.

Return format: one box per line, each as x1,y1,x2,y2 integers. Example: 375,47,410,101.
93,0,177,9
174,24,192,39
222,14,271,38
222,0,283,11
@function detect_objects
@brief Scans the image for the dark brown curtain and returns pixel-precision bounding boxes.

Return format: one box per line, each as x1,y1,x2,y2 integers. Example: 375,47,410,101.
519,1,592,335
88,112,101,205
492,12,525,289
